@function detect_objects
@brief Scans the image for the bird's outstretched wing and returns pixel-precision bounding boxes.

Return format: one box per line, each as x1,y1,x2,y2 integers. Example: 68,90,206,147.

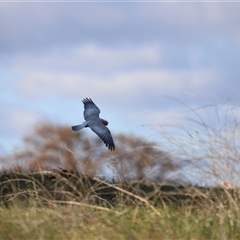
89,121,115,151
83,98,100,121
72,97,115,151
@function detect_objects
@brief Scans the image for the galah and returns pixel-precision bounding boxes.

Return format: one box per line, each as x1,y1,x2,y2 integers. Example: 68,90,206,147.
72,98,115,151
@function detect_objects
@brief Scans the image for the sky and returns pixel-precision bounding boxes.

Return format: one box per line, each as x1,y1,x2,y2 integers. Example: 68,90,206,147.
1,1,240,163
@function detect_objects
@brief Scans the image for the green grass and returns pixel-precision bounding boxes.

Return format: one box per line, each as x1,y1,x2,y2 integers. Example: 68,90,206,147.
1,170,240,239
1,102,240,239
1,201,240,239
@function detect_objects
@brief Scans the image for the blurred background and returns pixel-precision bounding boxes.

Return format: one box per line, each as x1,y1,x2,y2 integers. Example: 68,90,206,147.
1,1,240,185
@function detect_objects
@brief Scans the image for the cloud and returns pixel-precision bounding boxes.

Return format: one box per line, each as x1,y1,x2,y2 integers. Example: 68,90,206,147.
0,102,42,154
1,2,240,160
13,65,218,111
1,103,40,136
1,2,240,55
9,43,162,74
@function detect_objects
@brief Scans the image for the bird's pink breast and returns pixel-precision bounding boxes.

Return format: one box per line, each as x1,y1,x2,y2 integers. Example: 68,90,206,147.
101,119,109,126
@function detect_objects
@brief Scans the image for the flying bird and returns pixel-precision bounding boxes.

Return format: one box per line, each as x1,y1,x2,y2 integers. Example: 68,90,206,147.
71,98,115,151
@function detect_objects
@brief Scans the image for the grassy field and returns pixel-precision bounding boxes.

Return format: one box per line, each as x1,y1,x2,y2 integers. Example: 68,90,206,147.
2,202,240,239
1,102,240,239
1,170,240,239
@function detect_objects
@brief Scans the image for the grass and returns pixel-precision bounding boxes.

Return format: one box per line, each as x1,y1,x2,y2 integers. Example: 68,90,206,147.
1,170,240,239
1,101,240,239
1,196,240,239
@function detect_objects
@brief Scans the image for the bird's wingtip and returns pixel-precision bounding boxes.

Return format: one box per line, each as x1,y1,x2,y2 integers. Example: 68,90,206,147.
82,97,93,104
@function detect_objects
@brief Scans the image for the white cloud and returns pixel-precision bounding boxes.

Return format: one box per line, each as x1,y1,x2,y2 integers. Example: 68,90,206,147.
10,43,161,73
1,2,240,163
14,66,218,111
1,105,40,136
74,43,161,68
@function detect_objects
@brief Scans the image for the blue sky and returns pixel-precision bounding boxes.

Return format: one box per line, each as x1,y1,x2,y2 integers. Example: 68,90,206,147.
1,2,240,161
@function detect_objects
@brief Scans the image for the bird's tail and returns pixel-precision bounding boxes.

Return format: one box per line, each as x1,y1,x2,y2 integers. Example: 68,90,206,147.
71,122,88,131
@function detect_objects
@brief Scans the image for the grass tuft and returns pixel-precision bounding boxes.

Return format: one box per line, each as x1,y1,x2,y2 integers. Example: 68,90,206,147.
1,170,240,239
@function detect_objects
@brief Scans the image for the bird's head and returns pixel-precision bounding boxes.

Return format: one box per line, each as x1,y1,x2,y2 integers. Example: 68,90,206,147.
101,118,109,126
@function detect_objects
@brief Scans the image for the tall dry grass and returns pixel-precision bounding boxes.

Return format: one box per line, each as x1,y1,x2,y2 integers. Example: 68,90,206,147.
152,99,240,187
0,168,240,239
1,101,240,239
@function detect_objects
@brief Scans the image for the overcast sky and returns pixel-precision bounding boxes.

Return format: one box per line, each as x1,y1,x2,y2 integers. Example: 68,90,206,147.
1,2,240,158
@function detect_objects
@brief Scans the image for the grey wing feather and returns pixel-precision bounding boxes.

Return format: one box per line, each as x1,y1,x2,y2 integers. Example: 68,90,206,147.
90,124,115,151
82,98,100,120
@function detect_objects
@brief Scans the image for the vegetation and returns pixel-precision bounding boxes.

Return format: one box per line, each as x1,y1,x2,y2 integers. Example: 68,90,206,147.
1,102,240,239
8,122,182,182
0,170,240,239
